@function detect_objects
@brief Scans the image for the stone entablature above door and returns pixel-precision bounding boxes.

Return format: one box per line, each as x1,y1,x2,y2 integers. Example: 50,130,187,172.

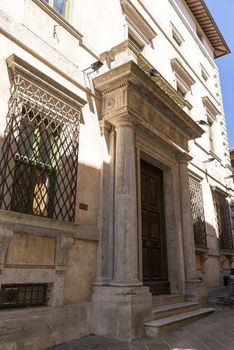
94,61,204,152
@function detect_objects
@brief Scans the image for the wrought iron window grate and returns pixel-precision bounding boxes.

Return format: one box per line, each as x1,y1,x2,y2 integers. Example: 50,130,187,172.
189,177,207,248
0,283,47,309
0,74,80,222
213,191,233,251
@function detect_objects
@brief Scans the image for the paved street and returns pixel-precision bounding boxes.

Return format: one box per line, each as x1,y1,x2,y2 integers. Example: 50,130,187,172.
49,302,234,350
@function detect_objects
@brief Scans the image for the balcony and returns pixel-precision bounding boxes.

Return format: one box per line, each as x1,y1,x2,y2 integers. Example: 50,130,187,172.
100,39,193,115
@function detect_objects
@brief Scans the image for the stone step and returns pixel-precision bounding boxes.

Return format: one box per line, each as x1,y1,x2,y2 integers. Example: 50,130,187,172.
144,307,215,337
151,301,200,320
152,294,185,307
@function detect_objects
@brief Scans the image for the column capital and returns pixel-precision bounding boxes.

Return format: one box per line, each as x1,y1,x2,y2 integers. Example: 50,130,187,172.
109,115,136,129
176,152,193,164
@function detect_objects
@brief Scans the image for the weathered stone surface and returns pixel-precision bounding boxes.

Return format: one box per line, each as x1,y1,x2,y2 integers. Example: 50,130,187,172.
64,240,97,304
92,286,152,341
0,303,91,350
6,233,55,267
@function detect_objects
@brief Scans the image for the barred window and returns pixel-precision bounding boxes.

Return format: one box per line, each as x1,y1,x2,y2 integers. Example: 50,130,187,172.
189,177,207,248
0,65,83,222
213,190,233,251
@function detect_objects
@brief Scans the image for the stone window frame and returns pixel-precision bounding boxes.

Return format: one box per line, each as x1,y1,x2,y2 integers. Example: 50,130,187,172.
0,54,86,222
42,0,71,20
32,0,83,44
171,23,184,47
121,0,157,48
200,64,210,82
202,96,220,155
171,58,195,99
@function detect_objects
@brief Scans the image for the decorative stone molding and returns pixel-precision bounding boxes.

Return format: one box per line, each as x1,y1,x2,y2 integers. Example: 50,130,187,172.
100,41,193,112
55,233,74,273
202,96,220,122
6,54,86,112
171,58,195,90
94,61,204,143
121,0,157,45
0,210,99,242
176,152,193,163
0,228,12,270
211,186,229,198
0,226,13,273
99,120,113,136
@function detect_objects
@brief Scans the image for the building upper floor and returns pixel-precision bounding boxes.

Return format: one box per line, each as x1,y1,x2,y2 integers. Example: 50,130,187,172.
0,0,231,169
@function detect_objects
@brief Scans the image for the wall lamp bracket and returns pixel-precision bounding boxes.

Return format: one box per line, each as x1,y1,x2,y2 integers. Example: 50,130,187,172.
83,60,104,74
196,120,209,126
203,157,216,163
53,25,61,39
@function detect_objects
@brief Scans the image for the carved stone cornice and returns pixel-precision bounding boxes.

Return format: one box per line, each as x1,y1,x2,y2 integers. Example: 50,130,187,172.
7,54,87,110
100,40,193,112
176,152,193,163
94,61,204,144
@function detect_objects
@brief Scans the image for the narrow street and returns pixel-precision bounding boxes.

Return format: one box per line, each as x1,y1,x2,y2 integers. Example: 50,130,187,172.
50,296,234,350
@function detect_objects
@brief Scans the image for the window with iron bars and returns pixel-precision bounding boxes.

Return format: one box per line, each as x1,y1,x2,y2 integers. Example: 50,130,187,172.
213,190,233,251
189,177,207,248
0,283,48,309
0,74,80,222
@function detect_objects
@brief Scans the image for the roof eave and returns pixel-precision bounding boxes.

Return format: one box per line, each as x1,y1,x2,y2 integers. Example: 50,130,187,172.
184,0,230,59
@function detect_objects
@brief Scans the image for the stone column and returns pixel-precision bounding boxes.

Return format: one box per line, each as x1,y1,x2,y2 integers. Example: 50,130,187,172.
92,118,151,341
110,119,141,286
177,154,200,300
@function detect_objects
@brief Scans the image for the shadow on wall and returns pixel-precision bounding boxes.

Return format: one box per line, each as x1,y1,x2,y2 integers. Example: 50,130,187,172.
195,220,233,292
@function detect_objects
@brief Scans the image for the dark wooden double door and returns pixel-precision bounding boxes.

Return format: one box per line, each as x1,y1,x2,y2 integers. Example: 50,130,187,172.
141,160,170,295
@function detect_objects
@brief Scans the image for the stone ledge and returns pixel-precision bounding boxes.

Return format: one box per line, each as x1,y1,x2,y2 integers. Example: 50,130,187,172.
0,210,99,242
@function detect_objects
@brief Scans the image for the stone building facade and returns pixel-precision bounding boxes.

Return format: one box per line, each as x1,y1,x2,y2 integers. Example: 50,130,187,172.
0,0,233,348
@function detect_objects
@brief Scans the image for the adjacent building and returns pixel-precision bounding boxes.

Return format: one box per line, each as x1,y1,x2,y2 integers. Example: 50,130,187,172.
0,0,233,348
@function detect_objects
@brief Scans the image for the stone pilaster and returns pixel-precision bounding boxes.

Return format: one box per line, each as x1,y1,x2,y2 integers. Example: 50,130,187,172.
177,153,200,300
94,120,113,286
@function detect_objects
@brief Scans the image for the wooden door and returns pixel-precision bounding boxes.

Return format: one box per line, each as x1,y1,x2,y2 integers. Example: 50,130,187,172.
141,160,170,295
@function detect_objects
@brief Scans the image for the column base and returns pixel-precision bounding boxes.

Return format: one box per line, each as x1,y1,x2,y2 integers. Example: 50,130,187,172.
91,285,152,341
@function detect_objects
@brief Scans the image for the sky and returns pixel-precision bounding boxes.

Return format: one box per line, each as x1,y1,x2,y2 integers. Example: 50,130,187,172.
204,0,234,149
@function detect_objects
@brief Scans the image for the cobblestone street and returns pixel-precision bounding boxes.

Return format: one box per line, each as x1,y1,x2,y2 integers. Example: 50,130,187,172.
49,302,234,350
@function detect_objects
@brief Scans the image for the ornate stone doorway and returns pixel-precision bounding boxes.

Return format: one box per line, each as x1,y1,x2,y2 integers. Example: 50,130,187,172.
141,159,170,295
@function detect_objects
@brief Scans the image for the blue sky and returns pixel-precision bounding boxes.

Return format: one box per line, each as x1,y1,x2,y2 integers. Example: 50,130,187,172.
204,0,234,148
